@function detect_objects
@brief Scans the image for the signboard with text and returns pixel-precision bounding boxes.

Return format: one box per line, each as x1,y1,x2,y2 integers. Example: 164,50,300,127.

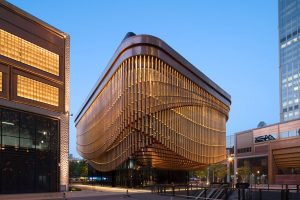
255,134,276,143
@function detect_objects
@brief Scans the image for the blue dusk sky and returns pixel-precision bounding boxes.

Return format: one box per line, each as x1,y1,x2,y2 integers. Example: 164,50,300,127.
8,0,278,158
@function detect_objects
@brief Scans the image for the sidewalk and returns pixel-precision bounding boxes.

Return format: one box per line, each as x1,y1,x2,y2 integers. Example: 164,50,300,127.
71,184,150,194
0,184,151,200
0,192,64,200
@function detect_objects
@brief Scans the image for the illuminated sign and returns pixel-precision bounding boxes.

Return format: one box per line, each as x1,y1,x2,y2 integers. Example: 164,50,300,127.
255,135,276,143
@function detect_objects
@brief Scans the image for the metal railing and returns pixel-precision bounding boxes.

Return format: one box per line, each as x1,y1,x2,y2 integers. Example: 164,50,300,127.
152,183,300,200
152,183,230,199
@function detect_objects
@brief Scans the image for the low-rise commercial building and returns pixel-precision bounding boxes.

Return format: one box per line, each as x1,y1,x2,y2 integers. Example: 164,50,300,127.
234,119,300,184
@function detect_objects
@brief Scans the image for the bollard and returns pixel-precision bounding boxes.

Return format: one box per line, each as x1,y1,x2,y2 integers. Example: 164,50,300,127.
224,188,228,199
297,185,299,193
172,185,175,196
204,188,207,198
286,189,289,200
63,192,66,200
242,189,245,200
186,184,189,197
238,189,240,200
286,184,288,190
259,189,262,200
281,189,285,200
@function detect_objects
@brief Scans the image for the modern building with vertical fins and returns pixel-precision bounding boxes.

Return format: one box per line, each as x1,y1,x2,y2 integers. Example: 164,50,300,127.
279,0,300,121
75,33,231,186
0,1,69,193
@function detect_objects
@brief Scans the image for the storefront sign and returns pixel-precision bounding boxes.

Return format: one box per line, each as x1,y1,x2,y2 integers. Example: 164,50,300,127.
255,135,276,143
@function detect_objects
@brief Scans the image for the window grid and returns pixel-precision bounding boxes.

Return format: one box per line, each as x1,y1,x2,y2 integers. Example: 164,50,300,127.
17,75,59,106
0,29,59,76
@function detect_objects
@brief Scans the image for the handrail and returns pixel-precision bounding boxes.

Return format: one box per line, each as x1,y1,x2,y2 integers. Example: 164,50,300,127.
152,183,300,200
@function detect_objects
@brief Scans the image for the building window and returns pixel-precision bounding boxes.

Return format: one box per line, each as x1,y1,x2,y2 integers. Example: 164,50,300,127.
20,113,35,149
237,147,252,154
2,109,19,148
0,29,59,76
282,78,287,83
280,37,286,43
283,101,287,107
17,75,59,106
280,129,300,139
35,118,51,151
0,108,59,193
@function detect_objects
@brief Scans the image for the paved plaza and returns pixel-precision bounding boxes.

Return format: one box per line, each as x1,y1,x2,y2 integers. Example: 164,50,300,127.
0,184,182,200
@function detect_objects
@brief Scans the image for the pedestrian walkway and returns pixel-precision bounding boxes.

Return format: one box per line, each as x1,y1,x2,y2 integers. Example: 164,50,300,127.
71,184,150,194
0,184,152,200
0,192,64,200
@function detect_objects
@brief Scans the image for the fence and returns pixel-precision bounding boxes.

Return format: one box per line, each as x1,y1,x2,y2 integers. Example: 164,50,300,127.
152,183,300,200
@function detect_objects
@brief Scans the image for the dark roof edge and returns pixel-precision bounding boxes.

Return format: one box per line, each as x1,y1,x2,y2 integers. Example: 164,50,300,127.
234,118,300,136
1,0,68,38
74,34,231,124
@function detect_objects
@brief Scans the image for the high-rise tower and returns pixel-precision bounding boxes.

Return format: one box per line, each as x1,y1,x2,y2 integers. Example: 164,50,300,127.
279,0,300,121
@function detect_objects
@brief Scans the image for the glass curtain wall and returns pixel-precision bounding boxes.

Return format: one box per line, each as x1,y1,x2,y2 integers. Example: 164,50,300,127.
0,107,59,194
279,0,300,121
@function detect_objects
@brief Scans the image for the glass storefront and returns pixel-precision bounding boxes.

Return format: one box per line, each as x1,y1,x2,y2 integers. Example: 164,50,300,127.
88,157,189,188
237,156,268,184
0,107,59,194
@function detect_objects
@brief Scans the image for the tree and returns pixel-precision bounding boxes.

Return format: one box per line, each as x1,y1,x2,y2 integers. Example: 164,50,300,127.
194,168,207,181
237,166,251,183
69,160,88,178
80,164,88,177
214,164,227,182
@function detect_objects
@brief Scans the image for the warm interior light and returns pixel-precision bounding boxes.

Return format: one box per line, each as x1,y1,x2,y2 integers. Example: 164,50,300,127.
17,75,59,106
0,29,59,75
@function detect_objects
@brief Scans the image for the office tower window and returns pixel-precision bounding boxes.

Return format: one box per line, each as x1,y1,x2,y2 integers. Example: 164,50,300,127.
279,0,300,121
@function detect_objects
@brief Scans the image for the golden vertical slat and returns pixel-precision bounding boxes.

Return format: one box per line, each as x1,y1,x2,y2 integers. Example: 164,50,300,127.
76,55,229,171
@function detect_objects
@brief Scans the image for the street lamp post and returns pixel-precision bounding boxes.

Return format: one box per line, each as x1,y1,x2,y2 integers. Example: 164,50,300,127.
227,156,233,183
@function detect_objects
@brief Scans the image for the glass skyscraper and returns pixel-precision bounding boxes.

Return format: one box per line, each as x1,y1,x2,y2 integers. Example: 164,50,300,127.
279,0,300,121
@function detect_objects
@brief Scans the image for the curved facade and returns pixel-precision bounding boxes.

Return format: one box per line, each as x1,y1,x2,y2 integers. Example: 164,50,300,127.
75,34,231,172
